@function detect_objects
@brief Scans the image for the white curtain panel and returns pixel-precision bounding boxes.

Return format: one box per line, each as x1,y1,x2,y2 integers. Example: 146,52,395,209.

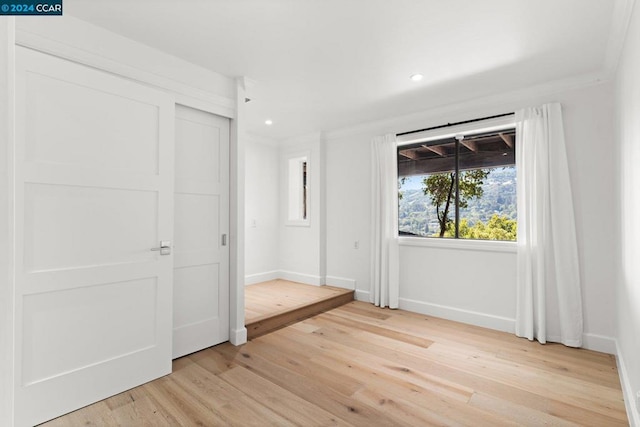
370,134,400,309
515,103,583,347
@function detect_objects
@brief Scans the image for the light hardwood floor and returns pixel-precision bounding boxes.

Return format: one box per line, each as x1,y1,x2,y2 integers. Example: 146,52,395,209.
41,301,628,426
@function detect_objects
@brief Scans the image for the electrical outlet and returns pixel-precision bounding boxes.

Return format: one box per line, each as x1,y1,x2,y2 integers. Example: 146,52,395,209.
251,219,257,228
354,240,359,249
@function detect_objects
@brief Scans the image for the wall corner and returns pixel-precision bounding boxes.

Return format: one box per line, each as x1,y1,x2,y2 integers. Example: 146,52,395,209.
229,77,247,346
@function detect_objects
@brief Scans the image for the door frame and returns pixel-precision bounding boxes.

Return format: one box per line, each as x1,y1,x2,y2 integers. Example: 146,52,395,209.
0,19,247,425
0,18,16,427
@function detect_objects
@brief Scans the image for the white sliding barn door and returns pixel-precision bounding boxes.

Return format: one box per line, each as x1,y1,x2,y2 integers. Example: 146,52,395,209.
173,105,229,359
14,47,174,426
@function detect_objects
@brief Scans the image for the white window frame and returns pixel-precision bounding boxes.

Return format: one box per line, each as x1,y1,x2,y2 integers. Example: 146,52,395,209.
397,115,517,250
285,150,311,227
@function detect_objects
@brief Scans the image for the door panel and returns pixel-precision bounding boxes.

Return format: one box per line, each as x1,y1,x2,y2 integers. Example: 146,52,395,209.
173,105,229,359
174,193,220,255
174,264,220,329
25,71,159,174
22,277,158,385
23,183,157,271
175,116,220,183
14,47,174,426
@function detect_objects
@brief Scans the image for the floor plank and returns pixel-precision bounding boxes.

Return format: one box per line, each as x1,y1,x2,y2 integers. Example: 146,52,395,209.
40,301,629,426
218,366,349,426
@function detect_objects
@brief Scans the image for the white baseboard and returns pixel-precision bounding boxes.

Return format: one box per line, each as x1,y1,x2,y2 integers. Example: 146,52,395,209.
398,297,516,333
581,332,617,354
354,289,370,302
617,340,640,427
348,293,616,354
229,327,247,346
245,271,355,287
325,275,356,290
244,270,279,286
278,270,324,286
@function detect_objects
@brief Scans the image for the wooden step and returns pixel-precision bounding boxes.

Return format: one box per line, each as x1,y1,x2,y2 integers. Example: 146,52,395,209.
246,286,354,340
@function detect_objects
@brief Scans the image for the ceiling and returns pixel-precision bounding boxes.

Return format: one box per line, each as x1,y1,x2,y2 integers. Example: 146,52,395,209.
65,0,622,141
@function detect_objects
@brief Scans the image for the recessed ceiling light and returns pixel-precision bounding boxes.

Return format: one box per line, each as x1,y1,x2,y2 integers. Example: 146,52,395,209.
410,74,423,82
265,119,273,125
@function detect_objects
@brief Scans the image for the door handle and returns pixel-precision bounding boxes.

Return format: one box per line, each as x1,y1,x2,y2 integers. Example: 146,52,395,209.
151,240,171,255
221,234,227,246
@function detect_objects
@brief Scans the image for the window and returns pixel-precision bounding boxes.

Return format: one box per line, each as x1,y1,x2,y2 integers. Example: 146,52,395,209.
286,154,309,225
397,118,516,241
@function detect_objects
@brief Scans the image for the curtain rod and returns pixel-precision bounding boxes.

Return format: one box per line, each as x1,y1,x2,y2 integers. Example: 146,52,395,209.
396,112,515,137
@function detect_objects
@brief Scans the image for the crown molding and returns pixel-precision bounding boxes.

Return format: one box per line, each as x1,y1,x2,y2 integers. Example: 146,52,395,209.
245,131,281,148
278,130,324,148
324,72,608,143
604,0,637,78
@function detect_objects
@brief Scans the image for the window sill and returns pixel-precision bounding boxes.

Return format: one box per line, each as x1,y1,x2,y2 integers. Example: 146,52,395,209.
285,220,310,227
398,236,517,253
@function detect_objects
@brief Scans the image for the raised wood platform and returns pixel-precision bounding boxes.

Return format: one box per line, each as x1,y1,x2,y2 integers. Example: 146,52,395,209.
245,280,354,339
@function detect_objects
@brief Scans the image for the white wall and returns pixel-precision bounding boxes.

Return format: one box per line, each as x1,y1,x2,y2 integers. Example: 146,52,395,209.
244,132,327,286
244,135,280,284
324,134,372,293
399,243,517,332
244,132,329,287
325,80,617,352
277,133,326,285
615,0,640,424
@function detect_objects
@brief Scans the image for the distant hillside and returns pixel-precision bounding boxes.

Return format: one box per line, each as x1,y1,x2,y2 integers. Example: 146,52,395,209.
399,167,517,237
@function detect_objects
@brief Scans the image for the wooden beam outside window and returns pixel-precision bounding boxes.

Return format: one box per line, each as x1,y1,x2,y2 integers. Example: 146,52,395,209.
499,133,514,148
399,149,419,160
460,140,478,152
423,144,447,157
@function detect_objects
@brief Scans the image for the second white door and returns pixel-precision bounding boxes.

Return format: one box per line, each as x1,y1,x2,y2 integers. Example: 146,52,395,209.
173,105,230,358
